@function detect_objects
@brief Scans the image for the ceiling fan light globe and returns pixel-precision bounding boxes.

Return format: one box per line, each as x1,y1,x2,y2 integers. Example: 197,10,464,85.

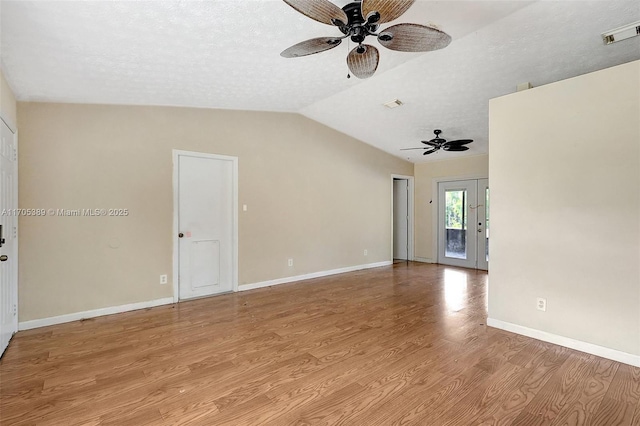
350,26,367,44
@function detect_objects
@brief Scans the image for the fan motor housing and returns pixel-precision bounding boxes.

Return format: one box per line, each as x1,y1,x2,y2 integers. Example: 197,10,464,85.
342,2,365,26
340,2,380,43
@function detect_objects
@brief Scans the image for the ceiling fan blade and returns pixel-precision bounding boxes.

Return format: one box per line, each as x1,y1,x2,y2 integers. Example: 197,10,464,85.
443,145,470,152
400,147,429,151
423,141,441,147
361,0,415,24
347,44,379,79
423,148,439,155
445,139,474,146
283,0,348,26
378,23,451,52
281,37,342,58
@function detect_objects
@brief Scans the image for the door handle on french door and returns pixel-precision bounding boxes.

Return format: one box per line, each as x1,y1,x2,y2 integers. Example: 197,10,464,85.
478,229,483,233
0,255,8,262
178,233,184,238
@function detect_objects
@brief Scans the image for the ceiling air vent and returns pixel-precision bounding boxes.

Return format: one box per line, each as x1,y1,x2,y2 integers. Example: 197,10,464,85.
602,21,640,45
383,99,403,109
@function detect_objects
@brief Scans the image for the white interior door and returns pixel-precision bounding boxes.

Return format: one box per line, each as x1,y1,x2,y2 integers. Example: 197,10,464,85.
0,119,18,357
438,179,489,270
177,152,237,300
393,179,408,260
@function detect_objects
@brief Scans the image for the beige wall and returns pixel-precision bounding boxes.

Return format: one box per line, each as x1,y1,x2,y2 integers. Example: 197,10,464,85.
0,70,17,129
17,102,412,321
488,60,640,356
414,155,489,261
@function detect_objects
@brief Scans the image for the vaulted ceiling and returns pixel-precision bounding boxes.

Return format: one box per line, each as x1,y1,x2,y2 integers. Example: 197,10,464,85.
2,0,639,162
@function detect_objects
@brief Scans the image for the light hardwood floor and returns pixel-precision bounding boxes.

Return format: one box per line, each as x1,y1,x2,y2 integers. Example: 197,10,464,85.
1,263,639,425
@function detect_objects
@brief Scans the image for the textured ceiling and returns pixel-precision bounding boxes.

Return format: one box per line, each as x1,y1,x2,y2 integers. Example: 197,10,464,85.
1,0,639,163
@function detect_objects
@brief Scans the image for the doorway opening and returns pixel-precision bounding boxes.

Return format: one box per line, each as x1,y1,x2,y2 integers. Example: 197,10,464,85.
391,175,414,262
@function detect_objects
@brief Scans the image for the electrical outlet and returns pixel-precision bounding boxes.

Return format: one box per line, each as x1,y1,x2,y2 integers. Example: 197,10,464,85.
160,274,168,285
364,249,368,256
536,297,547,312
288,258,293,267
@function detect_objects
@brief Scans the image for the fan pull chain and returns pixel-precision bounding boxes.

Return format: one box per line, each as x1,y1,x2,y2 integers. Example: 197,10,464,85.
346,39,351,79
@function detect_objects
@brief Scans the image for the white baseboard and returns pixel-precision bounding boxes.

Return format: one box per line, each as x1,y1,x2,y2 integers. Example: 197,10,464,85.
487,318,640,367
18,297,175,331
413,257,434,263
18,262,393,331
239,261,393,292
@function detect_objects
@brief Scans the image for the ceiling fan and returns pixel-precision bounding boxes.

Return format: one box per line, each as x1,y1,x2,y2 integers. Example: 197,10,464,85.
401,130,474,155
280,0,452,79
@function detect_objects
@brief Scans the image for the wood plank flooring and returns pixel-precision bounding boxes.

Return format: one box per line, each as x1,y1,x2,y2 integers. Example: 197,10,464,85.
1,262,639,425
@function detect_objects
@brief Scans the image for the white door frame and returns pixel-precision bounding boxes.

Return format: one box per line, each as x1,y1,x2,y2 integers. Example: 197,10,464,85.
477,178,489,271
172,150,238,303
391,174,414,261
0,114,18,353
431,174,487,267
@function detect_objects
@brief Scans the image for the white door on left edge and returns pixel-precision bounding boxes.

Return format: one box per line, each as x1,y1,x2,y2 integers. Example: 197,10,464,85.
178,153,236,300
0,119,17,357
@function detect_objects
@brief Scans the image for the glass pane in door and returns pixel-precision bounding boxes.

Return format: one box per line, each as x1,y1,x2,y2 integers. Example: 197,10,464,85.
445,190,467,259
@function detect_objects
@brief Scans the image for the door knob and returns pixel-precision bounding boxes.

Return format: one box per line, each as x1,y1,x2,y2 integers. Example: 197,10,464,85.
178,233,184,238
478,229,483,233
0,255,8,261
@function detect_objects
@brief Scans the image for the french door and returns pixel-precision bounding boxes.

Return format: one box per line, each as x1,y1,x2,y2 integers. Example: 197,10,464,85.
437,179,489,270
